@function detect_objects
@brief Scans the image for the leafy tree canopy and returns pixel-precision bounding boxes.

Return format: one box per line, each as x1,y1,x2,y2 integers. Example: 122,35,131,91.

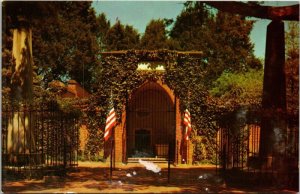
3,1,101,97
95,13,111,51
105,20,140,51
140,19,169,50
209,69,263,108
2,1,58,28
285,21,299,120
32,2,99,91
170,2,262,85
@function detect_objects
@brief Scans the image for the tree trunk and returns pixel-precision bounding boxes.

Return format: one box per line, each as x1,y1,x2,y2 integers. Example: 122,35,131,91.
7,26,35,163
11,27,33,102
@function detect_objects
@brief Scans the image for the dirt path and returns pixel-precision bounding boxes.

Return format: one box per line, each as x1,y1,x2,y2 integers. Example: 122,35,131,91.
2,162,297,193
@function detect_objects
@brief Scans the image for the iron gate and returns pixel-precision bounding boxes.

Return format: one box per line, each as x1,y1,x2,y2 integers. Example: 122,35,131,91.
126,81,176,160
216,125,260,170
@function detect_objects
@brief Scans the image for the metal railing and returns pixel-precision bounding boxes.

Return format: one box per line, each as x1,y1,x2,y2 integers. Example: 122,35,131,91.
216,124,299,189
1,102,79,179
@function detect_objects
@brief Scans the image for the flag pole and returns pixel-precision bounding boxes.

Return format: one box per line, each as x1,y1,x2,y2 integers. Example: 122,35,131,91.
109,127,115,182
110,134,113,182
113,126,116,170
187,90,190,164
109,89,114,183
168,141,171,183
187,139,189,164
112,90,116,170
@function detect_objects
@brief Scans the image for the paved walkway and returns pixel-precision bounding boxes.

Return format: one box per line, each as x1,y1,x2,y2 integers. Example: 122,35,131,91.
2,162,297,193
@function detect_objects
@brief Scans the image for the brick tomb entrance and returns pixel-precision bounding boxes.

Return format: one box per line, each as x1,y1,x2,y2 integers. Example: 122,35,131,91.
112,80,192,164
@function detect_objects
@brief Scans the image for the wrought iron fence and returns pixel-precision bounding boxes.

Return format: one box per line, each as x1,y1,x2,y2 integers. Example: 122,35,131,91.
216,123,299,189
1,102,79,179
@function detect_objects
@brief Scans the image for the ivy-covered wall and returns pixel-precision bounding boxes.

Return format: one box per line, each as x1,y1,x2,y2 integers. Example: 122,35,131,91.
83,50,222,162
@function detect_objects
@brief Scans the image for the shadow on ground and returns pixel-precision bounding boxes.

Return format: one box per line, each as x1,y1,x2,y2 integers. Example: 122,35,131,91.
2,164,298,193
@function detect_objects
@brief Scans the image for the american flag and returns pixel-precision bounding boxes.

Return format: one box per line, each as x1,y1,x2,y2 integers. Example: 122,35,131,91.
104,107,116,141
183,109,192,141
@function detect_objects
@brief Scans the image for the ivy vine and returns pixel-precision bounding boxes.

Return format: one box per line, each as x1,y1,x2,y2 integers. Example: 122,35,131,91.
85,50,222,161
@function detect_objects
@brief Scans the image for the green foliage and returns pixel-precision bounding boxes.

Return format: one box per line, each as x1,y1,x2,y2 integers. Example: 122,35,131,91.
105,20,140,50
192,136,208,162
1,31,14,104
95,13,111,51
208,69,263,141
140,19,169,50
2,1,58,28
170,2,261,85
93,50,170,120
88,49,263,162
164,54,222,161
2,2,266,163
170,2,213,50
90,50,220,161
84,94,107,158
286,22,299,57
209,69,263,107
29,2,100,91
212,11,256,73
285,21,299,120
56,98,82,117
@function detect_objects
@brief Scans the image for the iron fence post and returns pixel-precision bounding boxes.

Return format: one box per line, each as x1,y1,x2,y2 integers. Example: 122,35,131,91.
168,141,171,183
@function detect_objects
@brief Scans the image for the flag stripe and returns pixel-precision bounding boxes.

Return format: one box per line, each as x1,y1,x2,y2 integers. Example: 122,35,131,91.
106,112,116,126
106,111,115,122
104,107,116,141
183,109,192,141
105,119,116,131
104,130,110,138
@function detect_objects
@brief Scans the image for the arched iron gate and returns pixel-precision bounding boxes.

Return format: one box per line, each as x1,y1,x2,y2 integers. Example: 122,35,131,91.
126,82,176,161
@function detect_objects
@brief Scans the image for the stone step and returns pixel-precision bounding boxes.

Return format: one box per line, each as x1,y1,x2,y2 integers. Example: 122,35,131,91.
127,157,169,163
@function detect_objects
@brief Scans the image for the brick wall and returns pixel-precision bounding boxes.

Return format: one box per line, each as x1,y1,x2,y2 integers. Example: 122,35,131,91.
175,97,183,164
114,106,126,163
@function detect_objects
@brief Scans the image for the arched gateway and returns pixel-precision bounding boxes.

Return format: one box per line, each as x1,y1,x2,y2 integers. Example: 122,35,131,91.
101,50,202,164
114,79,182,164
127,81,175,160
